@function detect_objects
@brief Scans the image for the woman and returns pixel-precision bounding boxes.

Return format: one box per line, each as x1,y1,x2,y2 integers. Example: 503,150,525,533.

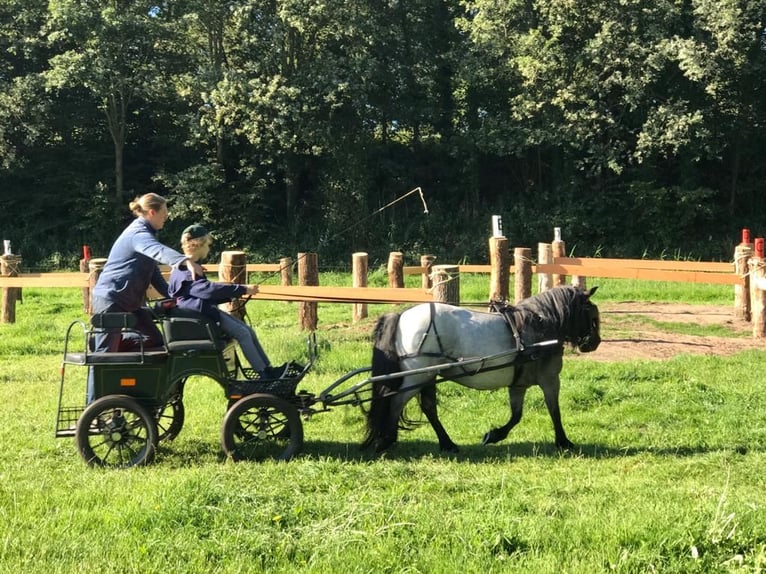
91,193,203,352
168,224,286,379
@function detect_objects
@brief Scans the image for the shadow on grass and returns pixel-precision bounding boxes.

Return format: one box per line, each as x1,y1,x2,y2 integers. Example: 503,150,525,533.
295,439,756,463
150,436,756,467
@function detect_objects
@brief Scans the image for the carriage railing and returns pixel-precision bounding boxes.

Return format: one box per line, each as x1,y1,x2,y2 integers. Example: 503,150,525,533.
317,339,561,407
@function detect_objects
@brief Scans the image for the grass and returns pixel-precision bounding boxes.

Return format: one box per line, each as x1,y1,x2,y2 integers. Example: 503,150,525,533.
2,275,766,573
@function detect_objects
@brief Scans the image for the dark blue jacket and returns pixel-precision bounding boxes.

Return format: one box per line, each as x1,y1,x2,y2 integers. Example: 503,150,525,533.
93,217,187,311
168,266,247,321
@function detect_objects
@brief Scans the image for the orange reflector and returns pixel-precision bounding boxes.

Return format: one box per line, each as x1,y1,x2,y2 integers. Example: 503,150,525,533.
230,394,242,400
120,378,137,387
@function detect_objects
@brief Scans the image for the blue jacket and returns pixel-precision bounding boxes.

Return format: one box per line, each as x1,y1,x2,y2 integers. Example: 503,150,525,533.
168,266,247,321
93,217,187,311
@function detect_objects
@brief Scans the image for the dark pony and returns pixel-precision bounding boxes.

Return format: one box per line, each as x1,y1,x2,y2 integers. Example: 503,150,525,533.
363,285,600,453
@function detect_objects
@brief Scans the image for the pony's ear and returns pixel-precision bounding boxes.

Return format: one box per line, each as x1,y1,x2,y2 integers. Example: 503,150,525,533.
586,286,599,298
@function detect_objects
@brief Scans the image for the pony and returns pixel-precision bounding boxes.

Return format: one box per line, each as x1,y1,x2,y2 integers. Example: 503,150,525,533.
362,285,600,453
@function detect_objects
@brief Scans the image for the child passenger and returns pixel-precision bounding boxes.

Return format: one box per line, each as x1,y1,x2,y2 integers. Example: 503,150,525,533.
168,224,287,380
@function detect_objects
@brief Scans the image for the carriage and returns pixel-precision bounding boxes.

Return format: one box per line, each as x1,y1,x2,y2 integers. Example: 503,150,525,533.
55,286,600,468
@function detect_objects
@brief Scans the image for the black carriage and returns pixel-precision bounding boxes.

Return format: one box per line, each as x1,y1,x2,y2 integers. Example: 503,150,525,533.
55,305,316,468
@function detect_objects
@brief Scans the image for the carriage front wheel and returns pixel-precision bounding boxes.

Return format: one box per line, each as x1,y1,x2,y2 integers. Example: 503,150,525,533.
221,393,303,462
76,395,158,468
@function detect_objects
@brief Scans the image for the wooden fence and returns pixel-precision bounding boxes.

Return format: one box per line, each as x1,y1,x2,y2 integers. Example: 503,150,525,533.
0,240,758,333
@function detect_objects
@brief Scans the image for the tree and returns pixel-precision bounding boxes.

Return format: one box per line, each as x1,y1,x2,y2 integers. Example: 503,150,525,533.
45,0,183,200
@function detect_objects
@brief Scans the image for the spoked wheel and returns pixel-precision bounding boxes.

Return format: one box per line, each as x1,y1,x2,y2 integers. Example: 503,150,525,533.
76,395,158,468
221,393,303,462
154,393,185,442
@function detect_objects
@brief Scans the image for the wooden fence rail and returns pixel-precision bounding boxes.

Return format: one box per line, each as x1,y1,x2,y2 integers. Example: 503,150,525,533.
0,250,751,332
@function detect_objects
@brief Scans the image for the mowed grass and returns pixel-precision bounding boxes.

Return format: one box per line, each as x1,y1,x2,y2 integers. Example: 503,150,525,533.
1,275,766,573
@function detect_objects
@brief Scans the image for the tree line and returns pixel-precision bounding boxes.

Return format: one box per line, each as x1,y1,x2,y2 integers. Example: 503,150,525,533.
1,0,765,269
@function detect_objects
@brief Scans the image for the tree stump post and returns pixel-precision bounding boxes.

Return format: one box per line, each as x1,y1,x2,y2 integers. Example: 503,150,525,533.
734,229,752,322
514,247,532,303
420,254,436,290
279,257,293,287
352,252,368,323
88,258,108,315
387,251,404,289
220,250,247,321
431,264,460,305
1,253,22,324
551,227,567,287
538,242,553,293
298,252,318,331
489,236,509,304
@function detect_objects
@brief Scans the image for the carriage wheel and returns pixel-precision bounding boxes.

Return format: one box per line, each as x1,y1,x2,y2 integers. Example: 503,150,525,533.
154,394,185,442
76,395,158,468
221,393,303,462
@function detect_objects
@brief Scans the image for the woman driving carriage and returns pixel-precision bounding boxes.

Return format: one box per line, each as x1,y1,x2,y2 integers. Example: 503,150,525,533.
168,224,287,380
90,193,204,351
86,193,205,402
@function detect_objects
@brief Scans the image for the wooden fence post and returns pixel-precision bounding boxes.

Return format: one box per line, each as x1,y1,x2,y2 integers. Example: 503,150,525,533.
1,253,22,323
749,244,766,338
538,242,553,293
489,236,509,303
298,252,318,330
514,247,532,303
80,245,92,313
88,258,107,315
572,274,587,289
431,264,460,305
421,254,435,290
279,257,293,286
220,250,247,320
352,252,368,322
734,229,752,321
387,251,404,288
551,227,567,287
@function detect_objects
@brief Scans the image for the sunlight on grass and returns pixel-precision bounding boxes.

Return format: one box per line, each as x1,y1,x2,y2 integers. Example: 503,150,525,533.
1,276,765,573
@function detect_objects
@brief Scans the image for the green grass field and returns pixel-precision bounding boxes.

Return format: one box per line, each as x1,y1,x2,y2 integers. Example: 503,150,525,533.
1,275,765,573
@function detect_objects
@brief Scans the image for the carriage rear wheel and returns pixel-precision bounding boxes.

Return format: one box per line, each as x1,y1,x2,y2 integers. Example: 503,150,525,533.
76,395,158,468
221,393,303,462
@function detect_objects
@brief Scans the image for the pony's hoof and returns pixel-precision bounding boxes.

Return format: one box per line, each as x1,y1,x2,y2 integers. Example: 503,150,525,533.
556,440,575,450
482,431,498,445
440,443,460,454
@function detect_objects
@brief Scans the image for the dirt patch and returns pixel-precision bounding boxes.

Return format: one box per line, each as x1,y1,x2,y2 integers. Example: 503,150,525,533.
582,302,766,361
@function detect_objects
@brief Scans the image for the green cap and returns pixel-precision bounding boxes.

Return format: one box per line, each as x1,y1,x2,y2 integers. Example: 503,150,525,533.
182,224,209,240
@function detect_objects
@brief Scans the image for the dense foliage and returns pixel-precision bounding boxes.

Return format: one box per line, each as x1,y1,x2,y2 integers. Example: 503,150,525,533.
1,0,765,267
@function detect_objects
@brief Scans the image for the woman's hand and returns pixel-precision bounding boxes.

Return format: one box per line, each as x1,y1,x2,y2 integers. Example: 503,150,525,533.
186,259,204,280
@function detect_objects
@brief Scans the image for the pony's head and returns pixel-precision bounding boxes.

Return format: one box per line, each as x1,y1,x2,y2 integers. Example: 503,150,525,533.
515,285,601,353
571,286,600,352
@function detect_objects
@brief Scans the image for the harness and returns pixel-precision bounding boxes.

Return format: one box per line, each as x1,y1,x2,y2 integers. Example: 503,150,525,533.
399,302,544,379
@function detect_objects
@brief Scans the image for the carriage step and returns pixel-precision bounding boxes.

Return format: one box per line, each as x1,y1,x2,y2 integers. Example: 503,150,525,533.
55,406,84,438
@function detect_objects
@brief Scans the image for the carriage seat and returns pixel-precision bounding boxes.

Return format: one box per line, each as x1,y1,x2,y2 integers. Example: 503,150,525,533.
161,308,231,352
63,312,169,365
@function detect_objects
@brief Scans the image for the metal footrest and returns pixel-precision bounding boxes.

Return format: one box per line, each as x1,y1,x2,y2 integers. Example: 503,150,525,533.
227,378,301,400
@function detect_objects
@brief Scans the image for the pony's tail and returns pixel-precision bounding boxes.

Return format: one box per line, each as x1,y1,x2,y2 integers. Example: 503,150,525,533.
362,312,403,450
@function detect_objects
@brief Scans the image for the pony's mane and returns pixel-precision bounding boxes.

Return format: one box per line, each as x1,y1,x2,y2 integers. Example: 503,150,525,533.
513,286,586,343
